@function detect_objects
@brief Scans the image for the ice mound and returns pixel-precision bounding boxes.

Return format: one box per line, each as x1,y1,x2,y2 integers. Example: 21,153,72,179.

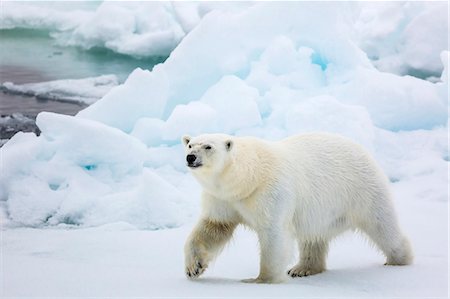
164,75,261,140
1,75,118,105
77,68,168,132
331,68,447,130
285,95,375,150
354,2,448,77
1,2,448,229
65,2,185,57
1,112,188,229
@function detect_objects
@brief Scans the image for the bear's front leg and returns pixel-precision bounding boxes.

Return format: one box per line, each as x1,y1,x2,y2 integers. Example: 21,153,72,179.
243,226,291,284
185,218,237,279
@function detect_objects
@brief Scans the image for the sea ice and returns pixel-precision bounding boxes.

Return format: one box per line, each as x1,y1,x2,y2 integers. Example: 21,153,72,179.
0,2,447,233
0,2,447,297
1,75,118,105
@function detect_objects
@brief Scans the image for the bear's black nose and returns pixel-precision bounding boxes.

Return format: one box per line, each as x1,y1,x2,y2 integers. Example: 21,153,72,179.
187,154,196,164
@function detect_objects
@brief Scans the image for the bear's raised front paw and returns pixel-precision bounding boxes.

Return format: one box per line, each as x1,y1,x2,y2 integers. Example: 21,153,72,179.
287,265,324,277
186,260,206,279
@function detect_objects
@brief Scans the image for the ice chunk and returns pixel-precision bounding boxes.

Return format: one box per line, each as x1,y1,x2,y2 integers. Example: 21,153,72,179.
131,76,262,143
49,169,186,229
144,146,186,172
2,113,188,229
0,114,39,140
36,112,147,177
354,2,448,77
374,127,448,185
78,68,169,132
259,36,302,75
285,95,375,149
1,75,118,105
163,101,217,141
130,118,166,147
332,68,447,130
199,76,262,133
160,3,371,117
0,2,93,31
0,132,42,200
246,41,326,93
400,3,448,76
67,2,185,57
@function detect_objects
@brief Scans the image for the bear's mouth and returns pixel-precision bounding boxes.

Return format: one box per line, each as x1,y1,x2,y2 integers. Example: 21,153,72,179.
187,163,202,169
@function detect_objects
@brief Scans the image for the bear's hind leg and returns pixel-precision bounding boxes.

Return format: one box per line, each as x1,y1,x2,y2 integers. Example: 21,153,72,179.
358,208,413,266
288,239,329,277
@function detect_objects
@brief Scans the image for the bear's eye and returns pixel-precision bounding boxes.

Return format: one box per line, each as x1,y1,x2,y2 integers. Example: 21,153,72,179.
205,145,212,150
188,145,192,149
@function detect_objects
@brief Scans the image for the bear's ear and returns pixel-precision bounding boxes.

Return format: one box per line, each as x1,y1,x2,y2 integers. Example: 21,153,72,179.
225,140,233,151
182,135,191,147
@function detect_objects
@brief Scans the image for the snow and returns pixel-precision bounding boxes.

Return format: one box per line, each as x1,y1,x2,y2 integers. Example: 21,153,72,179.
2,179,448,296
1,75,118,105
0,1,448,296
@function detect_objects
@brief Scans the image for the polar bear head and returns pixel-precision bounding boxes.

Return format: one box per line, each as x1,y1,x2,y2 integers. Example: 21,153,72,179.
182,134,234,174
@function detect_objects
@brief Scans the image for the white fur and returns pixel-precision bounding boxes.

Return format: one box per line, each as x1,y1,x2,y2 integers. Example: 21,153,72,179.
183,133,413,283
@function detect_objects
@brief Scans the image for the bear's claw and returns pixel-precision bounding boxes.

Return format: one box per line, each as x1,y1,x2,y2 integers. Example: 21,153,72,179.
186,260,206,279
287,266,323,278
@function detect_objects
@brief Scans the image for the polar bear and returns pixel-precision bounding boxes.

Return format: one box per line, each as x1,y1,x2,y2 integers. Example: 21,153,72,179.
182,133,413,283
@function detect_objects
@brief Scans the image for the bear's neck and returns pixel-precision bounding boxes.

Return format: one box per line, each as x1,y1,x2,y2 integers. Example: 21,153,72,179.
214,141,278,201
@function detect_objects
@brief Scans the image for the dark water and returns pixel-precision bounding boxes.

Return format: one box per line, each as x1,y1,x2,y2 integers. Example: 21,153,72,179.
0,28,167,140
0,28,166,115
0,28,166,83
0,65,86,117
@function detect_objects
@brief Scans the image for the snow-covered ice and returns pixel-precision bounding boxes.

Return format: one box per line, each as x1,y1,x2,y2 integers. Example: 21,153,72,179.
2,180,448,297
0,1,448,297
354,2,448,77
0,1,94,32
